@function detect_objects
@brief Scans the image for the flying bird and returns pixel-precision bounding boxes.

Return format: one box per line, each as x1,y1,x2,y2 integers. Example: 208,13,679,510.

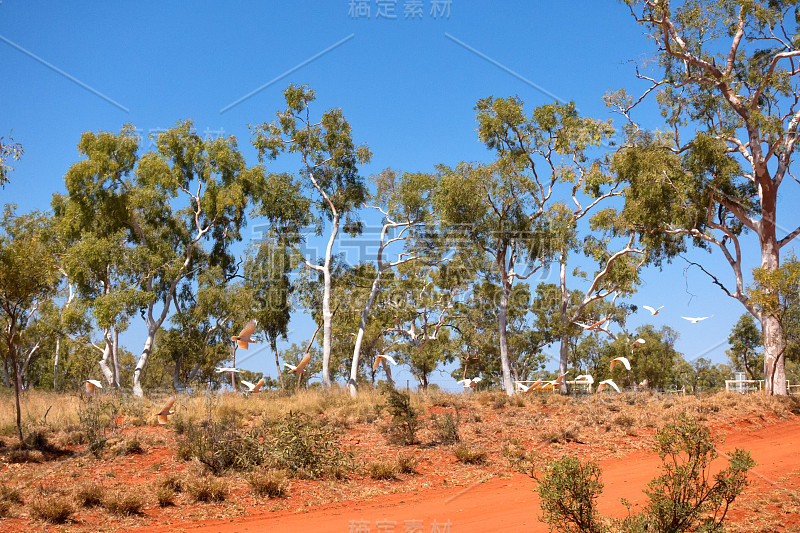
610,356,631,371
574,374,595,384
373,354,398,371
457,377,482,389
514,378,543,393
642,305,664,315
156,396,176,425
241,378,265,393
631,338,646,348
597,379,621,393
540,374,568,390
231,319,258,350
681,315,714,323
575,317,609,331
285,352,311,374
82,379,103,394
215,367,243,374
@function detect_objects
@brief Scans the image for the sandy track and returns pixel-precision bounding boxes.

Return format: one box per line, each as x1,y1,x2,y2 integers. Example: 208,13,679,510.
143,415,800,533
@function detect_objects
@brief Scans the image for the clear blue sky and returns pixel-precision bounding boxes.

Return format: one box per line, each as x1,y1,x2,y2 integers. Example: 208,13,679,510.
2,1,797,389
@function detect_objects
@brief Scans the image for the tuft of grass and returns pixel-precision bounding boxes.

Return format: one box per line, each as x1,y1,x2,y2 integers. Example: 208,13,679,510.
29,494,74,524
454,445,487,465
74,483,104,508
247,468,288,498
396,453,418,474
155,487,176,507
0,486,23,504
368,461,398,480
187,477,228,502
103,489,145,516
158,474,184,493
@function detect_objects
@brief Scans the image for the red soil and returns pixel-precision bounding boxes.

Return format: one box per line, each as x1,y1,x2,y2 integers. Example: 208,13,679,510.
138,415,800,533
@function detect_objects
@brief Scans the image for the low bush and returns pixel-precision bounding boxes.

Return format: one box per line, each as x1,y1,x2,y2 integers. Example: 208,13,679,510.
187,477,228,502
537,415,755,533
397,453,418,474
368,461,398,480
454,445,487,465
381,389,420,446
262,412,353,479
431,410,460,444
29,494,74,524
103,489,145,516
247,468,289,498
155,487,176,507
74,483,104,507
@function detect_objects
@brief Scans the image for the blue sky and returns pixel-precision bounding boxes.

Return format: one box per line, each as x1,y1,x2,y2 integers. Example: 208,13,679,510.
2,1,797,390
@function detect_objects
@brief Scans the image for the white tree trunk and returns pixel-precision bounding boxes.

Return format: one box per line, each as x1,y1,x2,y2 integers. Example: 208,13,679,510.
98,328,115,386
112,326,120,388
132,329,156,397
320,215,340,389
498,276,515,396
53,335,61,392
558,260,569,392
349,272,383,397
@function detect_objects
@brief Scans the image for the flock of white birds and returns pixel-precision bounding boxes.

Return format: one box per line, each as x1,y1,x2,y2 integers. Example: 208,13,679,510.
80,304,715,424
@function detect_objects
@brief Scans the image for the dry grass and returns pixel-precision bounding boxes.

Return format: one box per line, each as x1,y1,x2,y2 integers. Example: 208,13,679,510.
247,468,289,497
0,387,798,532
28,493,74,523
103,489,146,515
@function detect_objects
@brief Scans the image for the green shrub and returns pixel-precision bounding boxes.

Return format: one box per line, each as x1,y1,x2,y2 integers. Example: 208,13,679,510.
537,456,604,533
636,415,755,532
382,389,420,445
453,445,487,465
537,415,755,533
29,494,74,524
431,411,460,444
247,468,288,498
176,416,266,475
262,412,353,480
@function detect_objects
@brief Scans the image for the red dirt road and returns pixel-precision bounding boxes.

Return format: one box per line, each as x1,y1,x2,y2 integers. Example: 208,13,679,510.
146,415,800,533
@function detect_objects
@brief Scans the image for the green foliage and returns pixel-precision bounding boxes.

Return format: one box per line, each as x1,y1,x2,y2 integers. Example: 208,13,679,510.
727,314,764,380
637,416,755,532
430,410,460,444
262,412,352,479
382,388,420,445
176,415,266,475
537,416,754,533
538,456,604,533
0,134,24,187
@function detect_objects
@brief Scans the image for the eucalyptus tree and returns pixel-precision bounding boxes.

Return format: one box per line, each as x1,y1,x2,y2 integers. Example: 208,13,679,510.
347,169,435,397
384,261,468,390
436,161,548,395
0,133,23,187
727,314,764,380
0,208,59,442
129,121,261,396
610,1,800,394
54,126,146,388
251,85,372,388
244,240,294,389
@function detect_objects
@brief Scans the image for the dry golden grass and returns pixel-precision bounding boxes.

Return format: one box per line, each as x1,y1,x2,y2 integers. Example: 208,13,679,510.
0,387,798,532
